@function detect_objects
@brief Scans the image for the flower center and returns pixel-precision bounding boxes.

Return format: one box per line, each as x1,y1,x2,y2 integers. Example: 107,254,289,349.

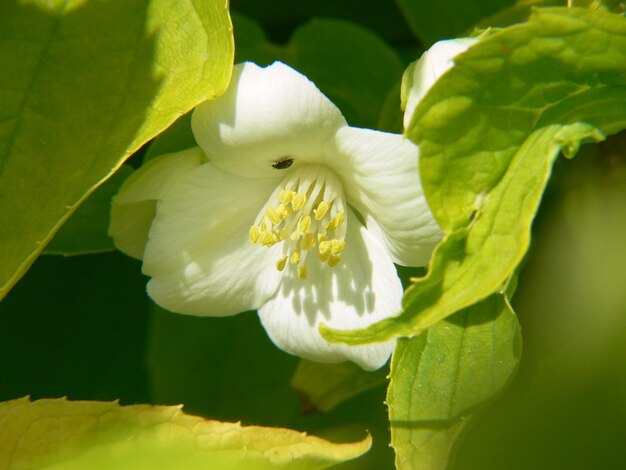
248,165,347,280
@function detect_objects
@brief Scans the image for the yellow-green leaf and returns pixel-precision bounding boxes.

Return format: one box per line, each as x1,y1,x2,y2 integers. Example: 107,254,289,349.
0,0,233,301
0,397,371,470
388,294,521,469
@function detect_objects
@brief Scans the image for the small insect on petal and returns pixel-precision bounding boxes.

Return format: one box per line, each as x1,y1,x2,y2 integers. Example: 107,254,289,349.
272,157,294,170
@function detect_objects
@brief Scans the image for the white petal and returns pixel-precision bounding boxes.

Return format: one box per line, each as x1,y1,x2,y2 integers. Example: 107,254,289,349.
258,211,399,371
403,38,477,128
109,148,205,259
143,162,284,317
192,61,347,179
331,126,442,267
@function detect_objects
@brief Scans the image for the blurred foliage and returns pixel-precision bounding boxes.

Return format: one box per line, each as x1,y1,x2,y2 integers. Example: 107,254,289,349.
395,0,514,44
450,132,626,469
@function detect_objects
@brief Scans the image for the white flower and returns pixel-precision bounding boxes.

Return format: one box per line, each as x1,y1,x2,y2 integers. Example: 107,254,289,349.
403,38,477,129
110,61,442,370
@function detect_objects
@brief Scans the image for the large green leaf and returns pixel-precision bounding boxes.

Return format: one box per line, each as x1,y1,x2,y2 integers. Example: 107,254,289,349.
0,397,371,470
388,294,521,470
321,7,626,345
0,0,233,301
395,0,514,45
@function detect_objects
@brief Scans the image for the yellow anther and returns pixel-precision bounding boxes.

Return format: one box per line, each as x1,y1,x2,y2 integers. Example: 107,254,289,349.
319,250,330,262
331,239,345,255
266,206,280,225
276,256,288,272
298,266,308,279
301,233,316,251
290,250,300,265
291,193,306,211
318,233,328,243
328,254,341,267
313,201,330,220
318,240,331,255
334,211,345,227
259,230,277,246
249,226,260,244
289,231,301,241
277,204,292,220
298,215,311,234
325,211,345,232
279,189,294,204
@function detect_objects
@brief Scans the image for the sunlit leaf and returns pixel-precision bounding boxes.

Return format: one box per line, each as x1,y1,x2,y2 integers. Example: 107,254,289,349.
0,397,371,470
321,7,626,345
388,294,521,470
290,360,387,414
0,0,233,301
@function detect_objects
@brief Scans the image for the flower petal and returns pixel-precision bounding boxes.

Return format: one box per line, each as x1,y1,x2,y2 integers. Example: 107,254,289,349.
109,147,205,259
331,126,442,266
403,38,477,128
143,162,284,316
192,61,347,179
257,211,399,371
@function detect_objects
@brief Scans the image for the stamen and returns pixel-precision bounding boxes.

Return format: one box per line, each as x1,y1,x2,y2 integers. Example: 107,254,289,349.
325,211,345,232
313,201,330,220
328,254,341,267
331,239,345,255
276,256,288,272
277,204,291,220
279,189,294,204
249,165,348,277
301,233,316,251
249,226,260,244
259,230,277,246
266,206,280,225
297,215,311,234
291,193,306,211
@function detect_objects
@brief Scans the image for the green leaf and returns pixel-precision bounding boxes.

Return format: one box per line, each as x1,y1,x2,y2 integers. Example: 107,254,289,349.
395,0,514,45
289,360,388,414
387,294,521,470
321,7,626,345
44,166,133,255
0,0,233,301
0,397,371,470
